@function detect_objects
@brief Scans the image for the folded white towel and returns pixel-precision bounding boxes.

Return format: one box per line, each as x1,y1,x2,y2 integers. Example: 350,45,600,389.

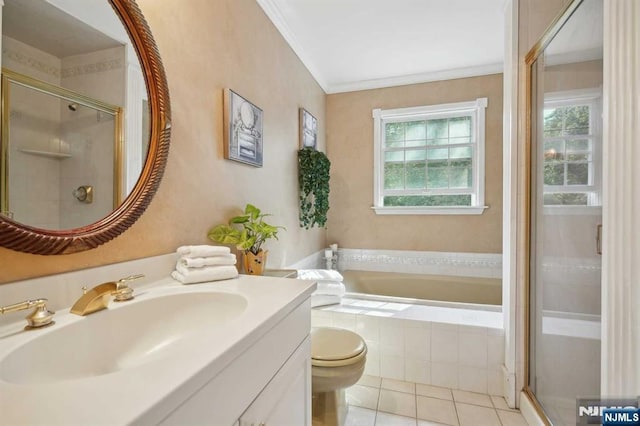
313,282,346,297
171,265,238,284
177,245,231,258
176,260,238,276
311,294,342,308
297,269,344,282
178,254,237,268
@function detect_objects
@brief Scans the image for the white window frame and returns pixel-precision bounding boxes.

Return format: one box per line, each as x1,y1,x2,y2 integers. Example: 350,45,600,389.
542,88,602,214
372,98,488,215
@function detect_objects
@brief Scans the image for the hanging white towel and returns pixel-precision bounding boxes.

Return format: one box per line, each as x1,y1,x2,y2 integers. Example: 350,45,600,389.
176,245,231,258
171,265,238,284
297,269,344,282
311,295,342,308
313,282,346,297
178,254,237,268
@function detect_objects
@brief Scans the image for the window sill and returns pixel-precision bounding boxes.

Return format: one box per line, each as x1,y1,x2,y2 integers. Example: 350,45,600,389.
372,206,488,215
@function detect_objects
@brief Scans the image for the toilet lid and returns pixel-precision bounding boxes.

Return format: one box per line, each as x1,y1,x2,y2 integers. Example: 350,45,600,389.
311,327,366,364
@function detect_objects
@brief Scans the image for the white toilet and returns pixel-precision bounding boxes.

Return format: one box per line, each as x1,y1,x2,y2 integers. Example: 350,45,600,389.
311,327,367,426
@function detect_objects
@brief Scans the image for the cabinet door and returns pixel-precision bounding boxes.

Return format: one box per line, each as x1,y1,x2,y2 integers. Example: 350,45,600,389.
239,337,311,426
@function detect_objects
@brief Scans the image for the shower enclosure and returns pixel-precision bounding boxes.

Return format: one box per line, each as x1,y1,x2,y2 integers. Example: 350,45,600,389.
1,69,122,230
525,1,603,425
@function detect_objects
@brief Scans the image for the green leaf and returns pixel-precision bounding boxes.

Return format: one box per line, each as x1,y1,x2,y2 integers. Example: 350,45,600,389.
245,204,261,220
207,225,242,245
230,215,250,224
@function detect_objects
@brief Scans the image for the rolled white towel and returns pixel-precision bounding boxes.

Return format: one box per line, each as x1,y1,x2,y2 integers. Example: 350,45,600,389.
311,294,342,308
313,282,346,297
177,245,231,258
171,265,238,284
178,254,237,268
297,269,344,282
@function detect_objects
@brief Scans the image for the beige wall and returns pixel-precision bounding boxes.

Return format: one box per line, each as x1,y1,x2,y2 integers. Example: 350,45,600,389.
326,74,504,253
544,59,602,93
0,0,326,284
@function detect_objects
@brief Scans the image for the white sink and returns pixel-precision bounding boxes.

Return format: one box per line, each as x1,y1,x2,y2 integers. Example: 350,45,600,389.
0,290,247,385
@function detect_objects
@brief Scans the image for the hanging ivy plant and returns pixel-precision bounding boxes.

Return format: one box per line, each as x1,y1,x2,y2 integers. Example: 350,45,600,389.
298,147,331,229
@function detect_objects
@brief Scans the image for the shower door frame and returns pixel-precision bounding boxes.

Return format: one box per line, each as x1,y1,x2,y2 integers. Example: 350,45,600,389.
522,0,588,423
0,68,124,216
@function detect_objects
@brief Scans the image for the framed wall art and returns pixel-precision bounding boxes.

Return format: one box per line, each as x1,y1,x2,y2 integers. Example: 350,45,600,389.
300,108,318,150
224,89,263,167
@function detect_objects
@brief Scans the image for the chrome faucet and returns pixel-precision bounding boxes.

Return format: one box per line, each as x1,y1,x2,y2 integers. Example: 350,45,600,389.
0,298,55,329
70,274,144,316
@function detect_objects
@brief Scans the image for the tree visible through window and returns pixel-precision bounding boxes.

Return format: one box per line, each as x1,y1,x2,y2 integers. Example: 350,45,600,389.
372,98,488,214
542,90,600,206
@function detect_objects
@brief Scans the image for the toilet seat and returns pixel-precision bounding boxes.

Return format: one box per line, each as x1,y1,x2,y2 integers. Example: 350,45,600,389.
311,327,367,367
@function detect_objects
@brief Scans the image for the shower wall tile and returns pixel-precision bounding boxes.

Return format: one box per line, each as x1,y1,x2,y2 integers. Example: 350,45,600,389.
404,326,430,361
488,335,505,369
380,343,404,358
356,315,381,342
405,359,430,384
364,353,380,377
311,307,505,395
431,330,458,363
431,362,459,389
380,322,405,348
336,248,502,278
311,310,332,328
380,354,404,380
332,312,357,331
458,366,488,393
487,368,503,396
458,332,488,367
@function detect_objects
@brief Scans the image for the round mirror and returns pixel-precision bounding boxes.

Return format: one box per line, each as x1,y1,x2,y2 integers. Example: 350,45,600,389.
0,0,170,254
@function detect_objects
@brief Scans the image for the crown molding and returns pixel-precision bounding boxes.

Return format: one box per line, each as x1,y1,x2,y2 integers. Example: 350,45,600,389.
327,63,504,94
255,0,329,92
544,47,602,67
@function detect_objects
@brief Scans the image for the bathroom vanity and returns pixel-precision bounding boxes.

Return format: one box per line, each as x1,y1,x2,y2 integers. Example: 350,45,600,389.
0,274,315,425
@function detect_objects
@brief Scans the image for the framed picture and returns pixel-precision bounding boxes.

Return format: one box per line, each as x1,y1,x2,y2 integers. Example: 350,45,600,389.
300,108,318,150
224,89,263,167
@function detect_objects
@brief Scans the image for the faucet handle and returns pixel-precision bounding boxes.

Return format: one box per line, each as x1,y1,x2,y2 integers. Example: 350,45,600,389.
118,274,145,285
0,299,55,330
113,274,144,302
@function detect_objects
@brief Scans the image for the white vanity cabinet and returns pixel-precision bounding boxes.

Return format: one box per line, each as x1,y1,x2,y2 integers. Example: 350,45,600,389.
0,270,316,426
157,298,312,426
239,337,311,426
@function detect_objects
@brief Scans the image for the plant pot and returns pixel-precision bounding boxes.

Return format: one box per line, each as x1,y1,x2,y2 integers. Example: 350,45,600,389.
243,250,268,275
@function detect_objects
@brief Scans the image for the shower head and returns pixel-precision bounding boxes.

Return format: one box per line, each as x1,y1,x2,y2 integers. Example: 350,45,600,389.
68,103,78,112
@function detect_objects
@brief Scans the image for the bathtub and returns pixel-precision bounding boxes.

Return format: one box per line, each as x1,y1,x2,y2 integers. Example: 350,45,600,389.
312,270,505,392
341,270,502,307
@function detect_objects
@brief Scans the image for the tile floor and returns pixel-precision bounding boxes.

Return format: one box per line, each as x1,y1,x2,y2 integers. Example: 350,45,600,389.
344,376,528,426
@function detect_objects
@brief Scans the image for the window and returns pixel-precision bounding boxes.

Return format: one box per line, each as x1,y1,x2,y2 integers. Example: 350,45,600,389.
542,89,601,208
372,98,488,215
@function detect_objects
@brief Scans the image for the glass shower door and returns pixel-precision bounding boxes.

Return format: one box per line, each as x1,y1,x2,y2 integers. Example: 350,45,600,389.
527,1,603,424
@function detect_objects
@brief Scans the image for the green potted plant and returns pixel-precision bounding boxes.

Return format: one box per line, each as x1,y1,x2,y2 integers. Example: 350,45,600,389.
207,204,284,275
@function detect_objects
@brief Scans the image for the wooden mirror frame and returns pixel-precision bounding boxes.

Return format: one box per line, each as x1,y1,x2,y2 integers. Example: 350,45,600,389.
0,0,171,255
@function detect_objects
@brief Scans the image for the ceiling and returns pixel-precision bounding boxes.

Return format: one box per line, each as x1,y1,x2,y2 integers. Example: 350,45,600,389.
545,0,603,65
257,0,506,94
3,0,122,59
